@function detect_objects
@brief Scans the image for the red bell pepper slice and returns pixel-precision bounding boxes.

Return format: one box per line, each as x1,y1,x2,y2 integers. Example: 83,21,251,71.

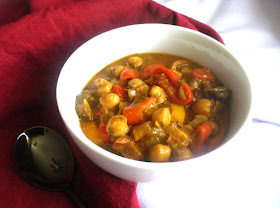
180,83,194,105
111,137,133,152
123,97,156,125
94,109,102,117
157,74,193,106
120,67,138,82
111,137,144,160
141,63,180,84
111,85,127,100
142,63,193,106
122,105,143,126
206,123,227,152
193,122,213,155
193,68,216,82
99,123,111,143
141,63,166,79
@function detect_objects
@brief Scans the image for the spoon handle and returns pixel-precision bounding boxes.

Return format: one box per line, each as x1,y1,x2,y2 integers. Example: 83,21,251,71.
65,189,88,208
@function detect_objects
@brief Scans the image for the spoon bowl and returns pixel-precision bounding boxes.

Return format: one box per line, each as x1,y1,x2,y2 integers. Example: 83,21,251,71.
14,126,87,208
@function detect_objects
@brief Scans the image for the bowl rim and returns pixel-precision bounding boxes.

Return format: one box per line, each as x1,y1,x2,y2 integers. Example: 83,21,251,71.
56,23,252,171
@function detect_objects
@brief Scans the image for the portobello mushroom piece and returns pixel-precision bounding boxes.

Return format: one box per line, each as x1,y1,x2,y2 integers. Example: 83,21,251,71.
205,87,232,103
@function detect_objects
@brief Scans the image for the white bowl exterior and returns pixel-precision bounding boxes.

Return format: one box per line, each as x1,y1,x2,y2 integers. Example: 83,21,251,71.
57,24,252,182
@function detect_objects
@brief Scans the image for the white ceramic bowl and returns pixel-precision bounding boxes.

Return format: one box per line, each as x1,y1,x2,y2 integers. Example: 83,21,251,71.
56,23,252,182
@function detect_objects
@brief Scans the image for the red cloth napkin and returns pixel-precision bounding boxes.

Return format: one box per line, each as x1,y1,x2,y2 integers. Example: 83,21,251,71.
0,0,223,207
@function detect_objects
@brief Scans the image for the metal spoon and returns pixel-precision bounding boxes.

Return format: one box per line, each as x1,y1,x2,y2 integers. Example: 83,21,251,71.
14,126,87,208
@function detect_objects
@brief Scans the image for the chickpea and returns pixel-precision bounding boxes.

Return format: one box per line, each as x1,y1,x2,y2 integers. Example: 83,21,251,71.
149,144,171,162
97,85,112,97
192,98,212,118
149,86,167,104
94,78,110,87
106,115,129,137
128,78,144,89
128,56,143,68
152,108,171,127
95,78,112,97
173,148,193,161
100,93,120,110
170,60,193,77
110,66,124,77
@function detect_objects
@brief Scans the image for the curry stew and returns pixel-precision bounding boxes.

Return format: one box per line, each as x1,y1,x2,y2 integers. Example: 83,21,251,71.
75,53,231,162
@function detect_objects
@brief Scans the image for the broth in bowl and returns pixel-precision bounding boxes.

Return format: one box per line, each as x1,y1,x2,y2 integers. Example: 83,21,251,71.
75,53,231,162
